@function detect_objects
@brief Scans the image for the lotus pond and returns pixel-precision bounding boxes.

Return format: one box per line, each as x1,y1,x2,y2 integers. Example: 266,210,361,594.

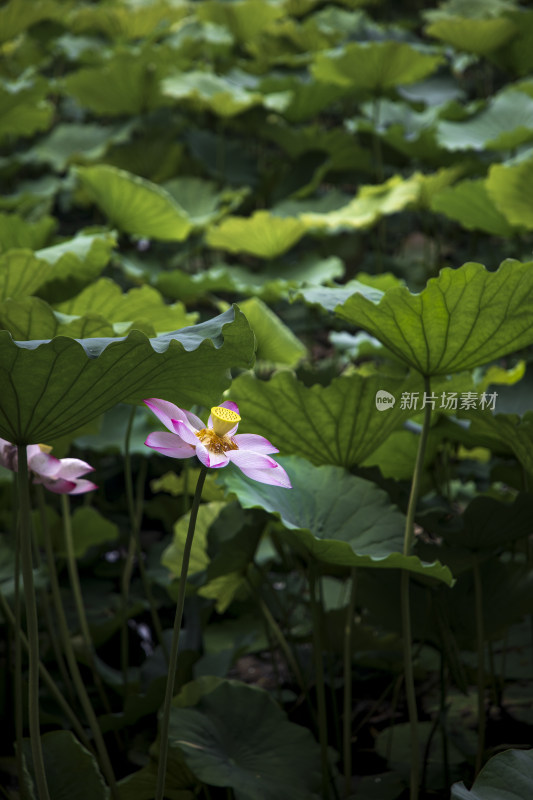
1,0,533,798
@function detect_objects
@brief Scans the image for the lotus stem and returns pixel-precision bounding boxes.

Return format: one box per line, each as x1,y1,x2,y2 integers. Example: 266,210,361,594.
343,568,357,798
401,375,433,800
38,489,117,798
17,445,50,800
122,405,168,683
308,563,330,800
473,556,486,774
155,465,208,800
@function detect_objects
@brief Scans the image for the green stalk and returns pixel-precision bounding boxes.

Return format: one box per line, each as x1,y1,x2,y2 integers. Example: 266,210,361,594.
155,466,207,800
343,568,357,798
308,564,330,800
17,446,50,800
61,494,113,715
123,406,168,675
473,556,486,775
401,376,433,800
0,589,93,753
14,472,24,798
38,490,118,798
246,572,308,696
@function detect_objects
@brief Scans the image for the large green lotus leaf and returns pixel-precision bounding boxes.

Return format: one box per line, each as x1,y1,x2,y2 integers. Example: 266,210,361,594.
486,158,533,228
75,166,193,242
23,730,109,800
70,0,188,40
162,71,291,118
333,260,533,376
237,297,306,366
196,0,285,42
55,278,197,335
30,122,133,172
163,178,248,227
162,502,226,579
0,76,53,141
299,175,421,232
0,213,55,252
430,179,515,236
437,92,533,152
223,456,453,584
168,679,321,800
425,16,517,55
0,306,254,444
230,370,421,467
206,211,307,258
0,296,115,340
311,41,442,91
452,749,533,800
63,54,167,116
157,255,343,304
459,409,533,475
0,231,116,302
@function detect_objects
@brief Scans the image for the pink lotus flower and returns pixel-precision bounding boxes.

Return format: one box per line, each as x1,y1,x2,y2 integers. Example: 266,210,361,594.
144,399,291,488
0,438,97,495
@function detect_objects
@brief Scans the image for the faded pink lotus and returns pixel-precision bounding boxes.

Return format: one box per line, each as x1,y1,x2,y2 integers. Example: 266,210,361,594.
0,438,97,495
144,399,291,488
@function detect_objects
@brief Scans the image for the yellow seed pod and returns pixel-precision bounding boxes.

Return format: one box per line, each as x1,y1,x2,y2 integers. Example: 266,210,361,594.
38,444,53,454
211,406,240,436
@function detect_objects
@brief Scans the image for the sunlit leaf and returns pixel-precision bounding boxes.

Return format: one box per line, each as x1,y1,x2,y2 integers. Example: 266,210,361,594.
0,232,116,302
237,297,306,365
486,157,533,228
299,175,421,232
223,455,453,584
55,278,197,335
0,213,55,252
425,16,517,55
430,179,515,236
75,165,193,241
332,260,533,375
162,71,291,117
312,41,442,91
0,306,254,444
0,296,114,340
206,211,307,258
